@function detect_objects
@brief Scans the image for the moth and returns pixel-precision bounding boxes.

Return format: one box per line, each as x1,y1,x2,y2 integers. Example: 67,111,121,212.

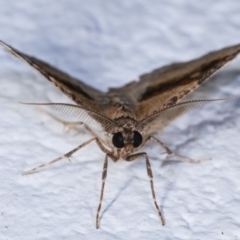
1,40,240,228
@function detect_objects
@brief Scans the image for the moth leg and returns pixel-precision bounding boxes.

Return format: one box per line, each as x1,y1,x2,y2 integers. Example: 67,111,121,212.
39,108,108,145
126,152,165,226
95,154,108,229
95,154,111,229
149,136,210,163
94,140,118,228
39,107,87,133
22,137,97,175
95,138,117,159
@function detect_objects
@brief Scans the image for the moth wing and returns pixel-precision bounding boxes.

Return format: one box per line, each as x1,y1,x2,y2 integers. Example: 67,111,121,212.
111,43,240,119
0,40,104,110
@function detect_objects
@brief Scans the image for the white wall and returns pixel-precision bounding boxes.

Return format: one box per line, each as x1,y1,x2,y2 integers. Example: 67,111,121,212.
0,1,240,239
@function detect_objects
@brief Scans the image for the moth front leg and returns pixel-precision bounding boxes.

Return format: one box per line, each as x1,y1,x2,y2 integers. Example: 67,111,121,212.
23,137,99,175
148,136,210,163
126,152,165,226
95,140,117,229
95,152,118,229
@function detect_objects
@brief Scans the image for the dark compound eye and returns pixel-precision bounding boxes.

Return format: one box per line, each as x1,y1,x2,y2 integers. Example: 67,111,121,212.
133,131,142,148
112,132,124,148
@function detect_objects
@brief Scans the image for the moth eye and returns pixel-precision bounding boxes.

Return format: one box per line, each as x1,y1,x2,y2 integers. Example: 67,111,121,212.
112,132,124,148
133,131,142,148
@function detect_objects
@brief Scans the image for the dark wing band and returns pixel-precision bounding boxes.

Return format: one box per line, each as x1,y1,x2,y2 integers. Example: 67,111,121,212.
113,43,240,119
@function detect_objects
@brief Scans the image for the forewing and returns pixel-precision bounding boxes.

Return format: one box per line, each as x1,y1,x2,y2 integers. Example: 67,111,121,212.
112,43,240,119
0,40,104,109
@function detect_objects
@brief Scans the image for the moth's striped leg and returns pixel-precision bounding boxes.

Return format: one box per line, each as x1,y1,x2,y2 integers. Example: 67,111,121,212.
22,137,96,175
95,138,117,160
150,136,210,163
81,124,108,146
96,152,117,229
96,154,108,229
126,152,165,226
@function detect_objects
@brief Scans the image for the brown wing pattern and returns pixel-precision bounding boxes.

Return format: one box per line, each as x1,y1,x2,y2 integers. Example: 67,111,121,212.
1,40,240,123
113,44,240,119
0,40,103,110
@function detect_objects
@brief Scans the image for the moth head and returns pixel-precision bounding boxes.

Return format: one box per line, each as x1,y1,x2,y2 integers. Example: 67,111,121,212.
112,130,143,150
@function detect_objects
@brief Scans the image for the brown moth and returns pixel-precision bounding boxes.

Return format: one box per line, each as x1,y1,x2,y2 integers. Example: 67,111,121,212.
1,40,240,228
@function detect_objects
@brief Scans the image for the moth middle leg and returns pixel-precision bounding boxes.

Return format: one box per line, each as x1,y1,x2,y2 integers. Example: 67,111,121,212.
145,136,210,163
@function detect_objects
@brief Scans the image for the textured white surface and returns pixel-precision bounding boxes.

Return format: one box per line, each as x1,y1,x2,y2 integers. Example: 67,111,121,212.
0,1,240,239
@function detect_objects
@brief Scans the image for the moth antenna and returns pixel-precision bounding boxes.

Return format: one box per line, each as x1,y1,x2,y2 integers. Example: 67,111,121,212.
136,96,239,132
19,102,118,133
